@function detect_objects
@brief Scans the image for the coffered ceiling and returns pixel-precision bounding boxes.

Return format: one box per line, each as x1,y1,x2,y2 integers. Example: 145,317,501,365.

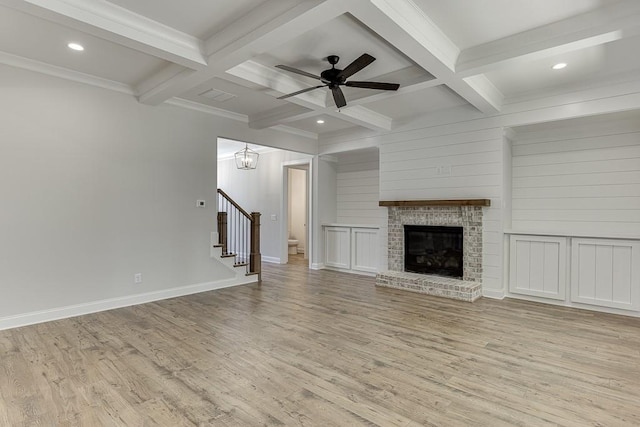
1,0,638,139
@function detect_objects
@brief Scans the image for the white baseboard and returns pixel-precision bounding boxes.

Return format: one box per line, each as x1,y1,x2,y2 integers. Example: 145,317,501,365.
324,266,377,277
483,288,506,299
310,263,325,270
0,276,257,331
262,256,281,264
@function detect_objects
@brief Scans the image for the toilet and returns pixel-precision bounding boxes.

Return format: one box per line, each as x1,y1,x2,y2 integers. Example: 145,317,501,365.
288,238,299,255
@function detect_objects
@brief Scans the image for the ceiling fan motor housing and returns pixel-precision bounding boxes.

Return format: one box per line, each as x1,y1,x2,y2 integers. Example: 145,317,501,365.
321,68,345,86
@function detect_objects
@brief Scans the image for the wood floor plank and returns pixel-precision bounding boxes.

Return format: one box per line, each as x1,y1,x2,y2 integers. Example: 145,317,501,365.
1,254,640,425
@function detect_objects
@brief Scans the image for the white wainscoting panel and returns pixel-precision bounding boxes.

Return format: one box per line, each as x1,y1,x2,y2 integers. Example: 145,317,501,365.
571,238,640,310
509,235,567,300
324,227,351,269
351,228,378,273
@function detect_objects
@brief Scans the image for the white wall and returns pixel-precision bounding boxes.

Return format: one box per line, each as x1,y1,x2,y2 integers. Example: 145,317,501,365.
0,64,316,325
510,112,640,237
288,168,307,252
218,149,312,262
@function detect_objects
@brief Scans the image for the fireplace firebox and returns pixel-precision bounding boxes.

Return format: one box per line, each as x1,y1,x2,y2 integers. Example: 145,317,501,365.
404,225,463,278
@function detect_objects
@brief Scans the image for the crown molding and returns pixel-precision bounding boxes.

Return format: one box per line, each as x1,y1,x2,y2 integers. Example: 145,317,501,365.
0,51,134,94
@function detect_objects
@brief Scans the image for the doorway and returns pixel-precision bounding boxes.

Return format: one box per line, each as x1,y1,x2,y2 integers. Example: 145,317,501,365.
282,162,310,266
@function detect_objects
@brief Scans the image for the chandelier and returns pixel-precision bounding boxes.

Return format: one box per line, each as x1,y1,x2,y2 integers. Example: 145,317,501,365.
234,143,259,170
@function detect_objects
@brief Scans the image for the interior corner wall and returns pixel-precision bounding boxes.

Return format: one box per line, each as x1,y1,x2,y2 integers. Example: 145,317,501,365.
0,64,309,323
217,149,312,262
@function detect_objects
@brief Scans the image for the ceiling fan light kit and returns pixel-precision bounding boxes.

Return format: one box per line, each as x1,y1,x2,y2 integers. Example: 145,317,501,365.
276,53,400,108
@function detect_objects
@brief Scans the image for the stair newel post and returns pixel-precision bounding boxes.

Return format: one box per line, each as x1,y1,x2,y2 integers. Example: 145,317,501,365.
217,211,228,255
250,212,261,281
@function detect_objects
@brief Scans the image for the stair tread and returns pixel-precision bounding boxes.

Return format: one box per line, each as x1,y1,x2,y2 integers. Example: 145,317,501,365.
234,263,249,267
221,254,236,258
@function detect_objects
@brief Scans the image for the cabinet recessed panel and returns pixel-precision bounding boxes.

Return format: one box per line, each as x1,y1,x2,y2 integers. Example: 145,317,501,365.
509,235,567,300
571,238,639,310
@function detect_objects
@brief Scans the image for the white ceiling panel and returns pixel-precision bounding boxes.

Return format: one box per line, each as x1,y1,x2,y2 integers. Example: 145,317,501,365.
485,34,640,98
181,77,291,116
0,5,165,85
414,0,621,49
258,13,417,83
364,85,468,121
286,115,357,134
106,0,269,39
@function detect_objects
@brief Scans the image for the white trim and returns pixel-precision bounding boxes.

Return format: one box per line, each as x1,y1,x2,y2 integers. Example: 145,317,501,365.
0,51,134,95
0,276,257,331
482,289,506,299
167,98,248,122
262,256,282,264
505,294,640,318
324,265,377,277
310,262,325,270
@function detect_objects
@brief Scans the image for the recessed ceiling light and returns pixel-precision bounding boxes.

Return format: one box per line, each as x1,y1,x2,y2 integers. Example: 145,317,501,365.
316,119,325,124
67,43,84,51
552,63,567,70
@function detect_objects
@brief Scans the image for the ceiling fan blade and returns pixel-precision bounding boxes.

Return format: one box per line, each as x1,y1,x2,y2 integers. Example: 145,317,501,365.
277,85,326,100
275,65,320,80
345,81,400,91
331,86,347,108
336,54,375,79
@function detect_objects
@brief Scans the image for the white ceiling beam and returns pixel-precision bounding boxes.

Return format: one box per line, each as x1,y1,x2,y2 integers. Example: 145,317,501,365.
0,0,207,69
351,0,501,114
136,0,345,105
456,0,640,77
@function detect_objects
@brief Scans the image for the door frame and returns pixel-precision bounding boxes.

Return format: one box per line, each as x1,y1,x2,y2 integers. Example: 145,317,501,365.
281,160,312,266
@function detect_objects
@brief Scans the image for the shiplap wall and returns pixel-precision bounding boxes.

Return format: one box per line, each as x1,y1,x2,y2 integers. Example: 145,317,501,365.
511,114,640,236
336,149,387,270
379,127,506,293
336,149,385,226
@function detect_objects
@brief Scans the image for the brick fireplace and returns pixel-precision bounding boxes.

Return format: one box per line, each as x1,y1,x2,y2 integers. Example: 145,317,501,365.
376,200,489,302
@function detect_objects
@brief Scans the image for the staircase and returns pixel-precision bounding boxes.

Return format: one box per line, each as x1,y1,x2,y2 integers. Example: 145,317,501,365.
216,189,261,282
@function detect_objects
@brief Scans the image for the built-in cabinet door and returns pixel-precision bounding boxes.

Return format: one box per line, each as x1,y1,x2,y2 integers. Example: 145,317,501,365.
509,235,567,300
571,238,640,311
324,227,351,269
351,228,378,273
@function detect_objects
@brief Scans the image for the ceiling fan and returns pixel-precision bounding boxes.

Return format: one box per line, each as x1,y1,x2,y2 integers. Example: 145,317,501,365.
276,54,400,108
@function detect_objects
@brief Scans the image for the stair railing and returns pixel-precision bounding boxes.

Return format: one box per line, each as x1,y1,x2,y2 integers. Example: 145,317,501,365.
217,189,261,280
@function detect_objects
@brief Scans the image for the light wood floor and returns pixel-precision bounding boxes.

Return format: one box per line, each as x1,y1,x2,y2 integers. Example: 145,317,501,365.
1,260,639,426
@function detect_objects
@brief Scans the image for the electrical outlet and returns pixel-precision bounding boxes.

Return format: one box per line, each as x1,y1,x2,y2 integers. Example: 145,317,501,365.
134,273,142,284
271,214,277,221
